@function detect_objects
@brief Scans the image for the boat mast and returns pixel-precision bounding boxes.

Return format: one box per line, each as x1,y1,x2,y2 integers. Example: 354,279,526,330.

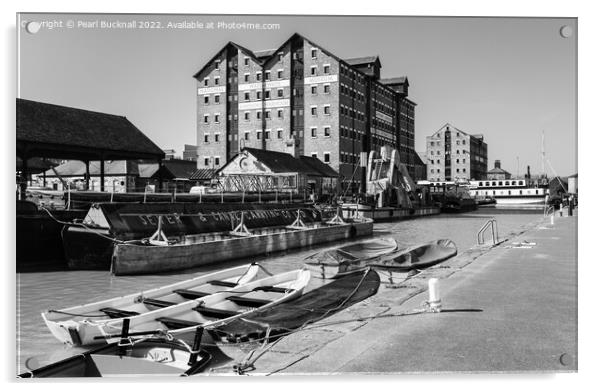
541,130,546,178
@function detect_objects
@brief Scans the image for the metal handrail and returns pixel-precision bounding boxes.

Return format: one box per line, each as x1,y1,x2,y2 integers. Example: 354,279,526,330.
477,218,498,245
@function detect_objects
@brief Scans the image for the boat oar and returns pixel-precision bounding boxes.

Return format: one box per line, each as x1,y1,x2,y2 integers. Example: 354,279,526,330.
187,326,204,366
118,318,130,355
93,328,168,340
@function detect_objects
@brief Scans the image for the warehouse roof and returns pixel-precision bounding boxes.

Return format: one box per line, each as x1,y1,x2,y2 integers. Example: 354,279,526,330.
345,56,381,66
17,98,165,161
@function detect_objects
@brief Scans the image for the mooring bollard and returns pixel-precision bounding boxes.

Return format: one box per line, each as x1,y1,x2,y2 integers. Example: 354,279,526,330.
427,278,442,312
559,202,563,217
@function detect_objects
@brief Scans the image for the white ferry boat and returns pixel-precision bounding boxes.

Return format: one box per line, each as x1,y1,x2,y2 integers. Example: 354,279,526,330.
468,179,549,205
418,179,549,206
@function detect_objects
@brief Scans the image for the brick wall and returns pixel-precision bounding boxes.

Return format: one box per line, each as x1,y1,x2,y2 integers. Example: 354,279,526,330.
196,49,228,170
302,40,340,173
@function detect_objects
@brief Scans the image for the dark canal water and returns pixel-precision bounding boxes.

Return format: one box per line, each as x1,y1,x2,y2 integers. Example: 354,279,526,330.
16,208,544,374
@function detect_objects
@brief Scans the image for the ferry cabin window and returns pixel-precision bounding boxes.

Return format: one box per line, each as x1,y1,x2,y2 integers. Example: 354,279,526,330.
512,181,516,185
485,182,490,186
479,182,483,186
505,181,510,186
519,181,524,186
520,190,523,195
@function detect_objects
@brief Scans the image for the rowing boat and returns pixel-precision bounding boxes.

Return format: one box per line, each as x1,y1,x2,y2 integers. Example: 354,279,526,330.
42,264,259,346
371,239,457,270
303,237,398,278
97,269,311,344
208,268,381,344
19,326,223,377
305,239,457,278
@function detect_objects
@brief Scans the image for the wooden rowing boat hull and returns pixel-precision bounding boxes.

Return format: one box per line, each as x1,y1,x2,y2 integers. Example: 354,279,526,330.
42,264,259,346
101,269,311,343
111,219,373,275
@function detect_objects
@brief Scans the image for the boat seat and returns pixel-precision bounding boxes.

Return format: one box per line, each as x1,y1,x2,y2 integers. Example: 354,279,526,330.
156,317,200,329
173,289,212,300
226,296,272,308
194,305,240,319
99,307,140,319
207,280,238,288
253,285,288,294
142,298,176,308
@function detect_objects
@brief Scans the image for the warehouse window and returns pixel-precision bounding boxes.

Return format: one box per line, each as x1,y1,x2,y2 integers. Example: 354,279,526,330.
311,127,317,138
277,88,284,98
324,126,331,137
324,152,330,163
311,48,318,59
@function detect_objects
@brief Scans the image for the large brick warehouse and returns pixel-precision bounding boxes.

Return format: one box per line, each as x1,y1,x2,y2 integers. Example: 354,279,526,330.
193,32,418,193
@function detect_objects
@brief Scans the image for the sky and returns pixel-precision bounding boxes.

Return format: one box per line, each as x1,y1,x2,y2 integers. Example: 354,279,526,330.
17,13,577,176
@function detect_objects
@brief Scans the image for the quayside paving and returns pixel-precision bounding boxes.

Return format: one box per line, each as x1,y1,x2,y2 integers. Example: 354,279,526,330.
210,209,577,375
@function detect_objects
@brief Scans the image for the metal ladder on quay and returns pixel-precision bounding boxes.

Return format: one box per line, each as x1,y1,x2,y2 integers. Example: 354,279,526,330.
477,218,499,245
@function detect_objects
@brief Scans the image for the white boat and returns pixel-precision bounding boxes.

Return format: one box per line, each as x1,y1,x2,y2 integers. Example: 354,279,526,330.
42,264,259,346
89,269,309,345
468,179,549,205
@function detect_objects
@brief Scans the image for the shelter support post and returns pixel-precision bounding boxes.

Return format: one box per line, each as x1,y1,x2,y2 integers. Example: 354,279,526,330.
19,156,28,201
100,158,105,192
85,160,90,190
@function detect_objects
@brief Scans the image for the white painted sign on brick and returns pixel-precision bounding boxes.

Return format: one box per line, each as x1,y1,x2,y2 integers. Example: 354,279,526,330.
304,75,338,84
197,86,226,95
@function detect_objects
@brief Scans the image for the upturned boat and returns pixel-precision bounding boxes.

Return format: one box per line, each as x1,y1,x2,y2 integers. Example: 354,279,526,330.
208,268,381,344
305,239,457,278
88,269,310,346
42,264,259,346
304,237,398,278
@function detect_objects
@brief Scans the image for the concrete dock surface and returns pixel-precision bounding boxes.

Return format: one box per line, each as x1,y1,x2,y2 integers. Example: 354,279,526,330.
217,210,577,375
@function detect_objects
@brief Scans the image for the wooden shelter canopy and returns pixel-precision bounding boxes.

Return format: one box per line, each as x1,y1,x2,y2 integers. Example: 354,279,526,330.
16,98,165,161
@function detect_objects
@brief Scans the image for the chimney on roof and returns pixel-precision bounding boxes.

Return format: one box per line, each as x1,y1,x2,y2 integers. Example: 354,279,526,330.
494,160,501,169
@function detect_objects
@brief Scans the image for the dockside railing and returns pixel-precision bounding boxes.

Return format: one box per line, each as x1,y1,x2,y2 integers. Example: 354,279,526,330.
477,218,499,245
